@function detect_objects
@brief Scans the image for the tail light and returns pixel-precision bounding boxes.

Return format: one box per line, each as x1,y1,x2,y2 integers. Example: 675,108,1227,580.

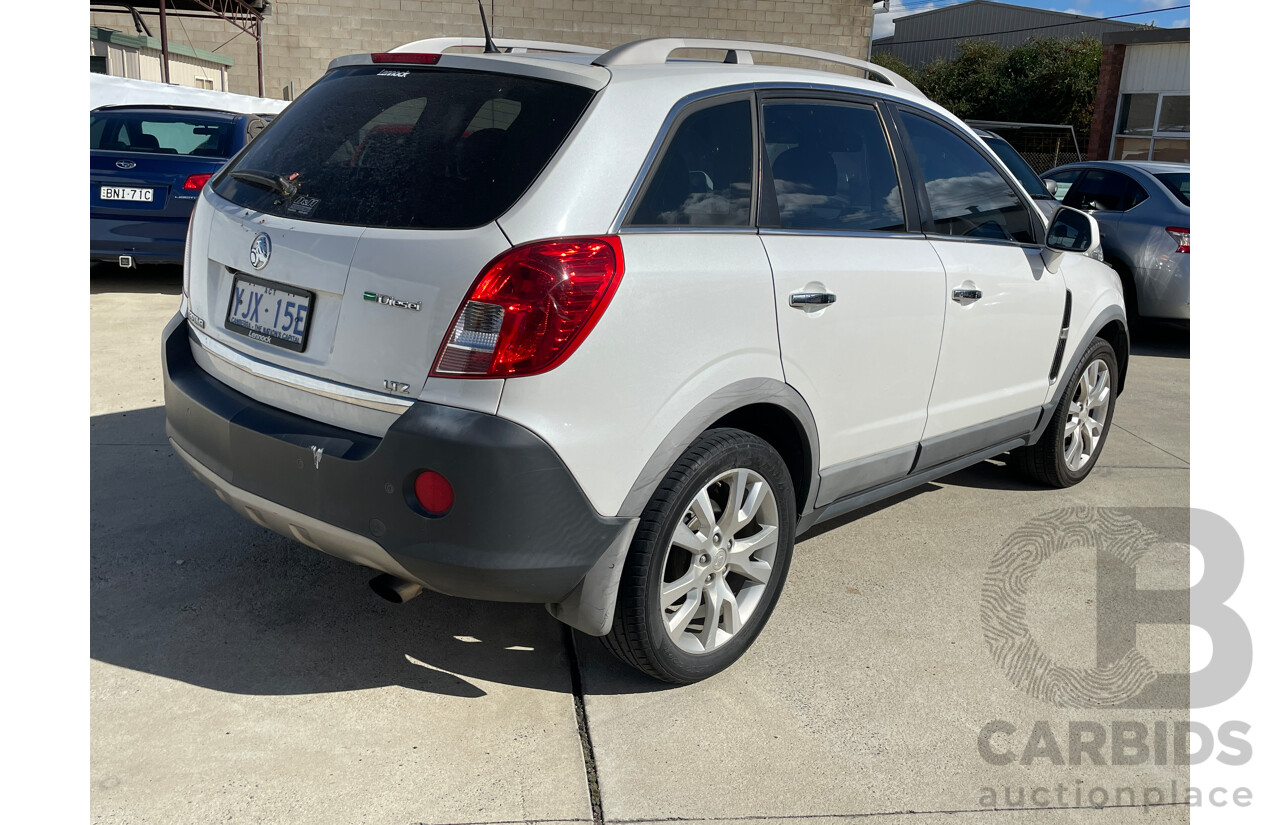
1166,226,1190,254
183,173,213,190
431,236,625,378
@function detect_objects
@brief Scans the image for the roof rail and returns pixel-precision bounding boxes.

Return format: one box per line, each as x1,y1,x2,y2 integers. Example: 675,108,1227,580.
592,38,923,97
391,37,605,56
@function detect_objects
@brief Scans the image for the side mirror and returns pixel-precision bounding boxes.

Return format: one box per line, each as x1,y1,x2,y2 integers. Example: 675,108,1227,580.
1042,206,1101,273
1042,178,1058,196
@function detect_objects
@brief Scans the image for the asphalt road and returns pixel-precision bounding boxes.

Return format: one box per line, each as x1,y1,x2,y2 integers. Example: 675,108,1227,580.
91,263,1191,824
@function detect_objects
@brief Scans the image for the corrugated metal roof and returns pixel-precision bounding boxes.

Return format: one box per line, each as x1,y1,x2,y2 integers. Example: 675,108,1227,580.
872,0,1145,67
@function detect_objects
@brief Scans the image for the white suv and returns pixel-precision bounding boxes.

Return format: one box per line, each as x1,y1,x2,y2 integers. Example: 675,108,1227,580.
163,37,1127,683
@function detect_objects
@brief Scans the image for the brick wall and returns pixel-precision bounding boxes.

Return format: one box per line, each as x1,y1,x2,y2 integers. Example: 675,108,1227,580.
1087,42,1125,161
91,1,874,99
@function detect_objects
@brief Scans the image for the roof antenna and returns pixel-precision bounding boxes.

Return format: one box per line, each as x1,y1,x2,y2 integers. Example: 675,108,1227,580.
476,0,499,54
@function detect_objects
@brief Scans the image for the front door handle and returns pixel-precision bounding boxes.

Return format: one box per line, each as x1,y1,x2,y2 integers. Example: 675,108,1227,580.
789,291,837,308
951,287,983,303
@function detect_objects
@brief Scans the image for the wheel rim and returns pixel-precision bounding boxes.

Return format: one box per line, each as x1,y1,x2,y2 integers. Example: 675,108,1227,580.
1063,358,1111,472
659,468,780,655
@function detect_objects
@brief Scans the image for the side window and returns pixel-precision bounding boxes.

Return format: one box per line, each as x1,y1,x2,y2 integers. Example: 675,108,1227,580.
900,111,1037,244
762,100,905,232
1064,170,1147,212
628,99,753,227
1045,169,1083,202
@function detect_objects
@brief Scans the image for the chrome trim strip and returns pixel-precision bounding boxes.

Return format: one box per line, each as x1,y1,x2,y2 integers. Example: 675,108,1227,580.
759,228,925,240
618,226,759,235
189,326,414,415
925,233,1045,252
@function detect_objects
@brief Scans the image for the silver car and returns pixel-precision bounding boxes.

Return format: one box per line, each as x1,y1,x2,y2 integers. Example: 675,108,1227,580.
1043,160,1190,322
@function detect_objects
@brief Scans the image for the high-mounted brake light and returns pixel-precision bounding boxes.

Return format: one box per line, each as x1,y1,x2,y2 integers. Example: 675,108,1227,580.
432,237,625,378
1166,226,1190,254
183,173,213,190
371,52,442,64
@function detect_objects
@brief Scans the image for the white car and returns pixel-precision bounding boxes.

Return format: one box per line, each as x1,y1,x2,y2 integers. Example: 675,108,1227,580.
163,37,1128,684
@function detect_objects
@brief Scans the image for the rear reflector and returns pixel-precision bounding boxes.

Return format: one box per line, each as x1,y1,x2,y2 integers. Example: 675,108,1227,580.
413,470,454,517
183,173,213,190
371,52,442,64
432,236,625,378
1166,226,1190,254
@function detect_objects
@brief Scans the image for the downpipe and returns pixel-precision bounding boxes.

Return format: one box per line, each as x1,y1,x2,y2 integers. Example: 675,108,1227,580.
369,573,424,604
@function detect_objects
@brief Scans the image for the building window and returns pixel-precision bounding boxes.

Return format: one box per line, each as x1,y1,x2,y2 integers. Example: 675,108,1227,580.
195,77,214,90
1112,92,1189,163
90,55,108,74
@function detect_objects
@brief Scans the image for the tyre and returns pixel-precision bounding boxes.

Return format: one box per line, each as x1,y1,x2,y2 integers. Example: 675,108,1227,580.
602,428,797,684
1014,337,1118,488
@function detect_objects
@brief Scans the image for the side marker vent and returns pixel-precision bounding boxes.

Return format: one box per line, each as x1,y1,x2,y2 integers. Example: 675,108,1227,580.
1048,290,1073,383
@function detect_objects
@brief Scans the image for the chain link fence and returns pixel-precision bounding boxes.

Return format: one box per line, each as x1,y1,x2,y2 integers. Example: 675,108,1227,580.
966,121,1082,174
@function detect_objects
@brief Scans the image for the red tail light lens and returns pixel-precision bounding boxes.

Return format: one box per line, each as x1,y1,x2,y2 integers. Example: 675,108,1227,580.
371,52,441,64
432,236,625,378
183,173,213,190
1166,226,1190,254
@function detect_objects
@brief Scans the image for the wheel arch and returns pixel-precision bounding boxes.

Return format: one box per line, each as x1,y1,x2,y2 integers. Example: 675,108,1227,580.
708,403,814,521
616,378,821,522
1096,317,1129,395
1029,305,1129,446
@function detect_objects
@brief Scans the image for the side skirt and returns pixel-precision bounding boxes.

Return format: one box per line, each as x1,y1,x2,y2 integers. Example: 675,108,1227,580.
798,437,1028,535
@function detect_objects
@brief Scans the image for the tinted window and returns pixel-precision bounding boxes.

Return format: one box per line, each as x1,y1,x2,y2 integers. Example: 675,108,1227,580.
1063,170,1147,212
900,112,1036,244
1044,169,1083,202
211,67,593,230
90,110,238,157
762,101,904,232
982,135,1052,199
1117,94,1158,136
1155,172,1190,206
628,100,753,227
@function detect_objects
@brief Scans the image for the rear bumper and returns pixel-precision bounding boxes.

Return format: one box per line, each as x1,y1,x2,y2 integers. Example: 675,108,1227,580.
162,314,628,603
91,214,190,264
1136,253,1190,320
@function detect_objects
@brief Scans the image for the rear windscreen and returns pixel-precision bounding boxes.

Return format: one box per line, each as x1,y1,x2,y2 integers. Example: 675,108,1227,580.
90,110,238,157
1155,172,1190,206
210,66,594,230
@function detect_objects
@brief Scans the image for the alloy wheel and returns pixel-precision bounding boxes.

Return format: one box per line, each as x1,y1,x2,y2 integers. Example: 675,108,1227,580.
1063,358,1111,472
658,468,780,655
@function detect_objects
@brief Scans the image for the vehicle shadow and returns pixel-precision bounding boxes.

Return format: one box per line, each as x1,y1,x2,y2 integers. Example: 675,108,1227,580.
90,262,182,295
91,405,668,698
1130,320,1189,359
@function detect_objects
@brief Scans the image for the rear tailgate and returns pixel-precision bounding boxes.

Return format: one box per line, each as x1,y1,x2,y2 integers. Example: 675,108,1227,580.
193,195,509,398
193,60,598,397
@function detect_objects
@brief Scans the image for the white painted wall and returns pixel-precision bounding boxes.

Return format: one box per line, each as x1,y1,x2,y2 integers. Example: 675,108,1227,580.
1120,42,1190,93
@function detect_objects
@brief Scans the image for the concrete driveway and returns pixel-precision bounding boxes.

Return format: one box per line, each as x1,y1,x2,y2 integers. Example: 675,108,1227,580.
91,265,1190,824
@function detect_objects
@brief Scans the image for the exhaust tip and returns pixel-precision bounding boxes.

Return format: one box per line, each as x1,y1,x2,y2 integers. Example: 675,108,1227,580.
370,573,424,604
118,255,134,268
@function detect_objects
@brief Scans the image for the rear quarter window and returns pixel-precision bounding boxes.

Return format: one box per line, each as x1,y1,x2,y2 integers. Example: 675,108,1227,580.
211,66,593,230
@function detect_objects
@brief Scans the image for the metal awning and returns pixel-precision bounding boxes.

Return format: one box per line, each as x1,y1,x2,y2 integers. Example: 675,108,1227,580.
90,1,272,96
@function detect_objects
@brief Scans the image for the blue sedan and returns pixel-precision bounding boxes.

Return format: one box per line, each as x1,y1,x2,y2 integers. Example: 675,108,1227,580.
91,105,268,267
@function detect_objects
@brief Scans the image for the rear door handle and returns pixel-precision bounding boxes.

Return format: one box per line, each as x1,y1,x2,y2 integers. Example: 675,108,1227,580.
951,287,983,303
789,291,837,308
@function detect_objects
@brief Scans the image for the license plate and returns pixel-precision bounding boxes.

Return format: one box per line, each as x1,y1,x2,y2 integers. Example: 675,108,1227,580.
225,274,314,352
100,186,154,202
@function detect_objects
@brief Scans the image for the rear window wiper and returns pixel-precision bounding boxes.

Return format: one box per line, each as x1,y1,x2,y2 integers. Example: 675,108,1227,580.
230,169,298,198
